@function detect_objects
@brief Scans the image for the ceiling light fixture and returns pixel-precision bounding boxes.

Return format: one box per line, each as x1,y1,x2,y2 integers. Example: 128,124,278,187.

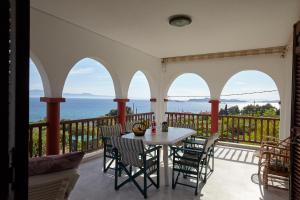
169,15,192,27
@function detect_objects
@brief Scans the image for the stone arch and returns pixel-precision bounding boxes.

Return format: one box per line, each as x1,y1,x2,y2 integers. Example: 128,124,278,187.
62,57,121,98
220,70,281,102
165,72,212,99
30,50,52,97
127,70,153,99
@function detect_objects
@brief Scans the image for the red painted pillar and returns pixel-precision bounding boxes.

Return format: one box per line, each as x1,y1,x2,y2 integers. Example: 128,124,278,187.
40,97,65,155
209,99,220,134
114,98,129,132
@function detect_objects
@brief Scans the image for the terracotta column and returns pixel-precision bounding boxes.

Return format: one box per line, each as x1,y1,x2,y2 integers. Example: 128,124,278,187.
40,97,65,155
114,98,129,132
209,99,220,134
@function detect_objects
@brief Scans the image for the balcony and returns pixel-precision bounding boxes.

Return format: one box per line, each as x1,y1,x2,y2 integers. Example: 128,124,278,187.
27,112,288,199
26,1,300,199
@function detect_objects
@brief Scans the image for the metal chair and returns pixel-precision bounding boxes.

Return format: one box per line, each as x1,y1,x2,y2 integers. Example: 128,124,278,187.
112,137,161,199
99,124,122,172
184,132,220,173
168,122,197,157
171,135,215,195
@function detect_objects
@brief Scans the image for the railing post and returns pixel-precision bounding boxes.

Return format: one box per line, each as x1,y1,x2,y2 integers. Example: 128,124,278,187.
40,97,65,155
209,99,220,134
114,98,129,132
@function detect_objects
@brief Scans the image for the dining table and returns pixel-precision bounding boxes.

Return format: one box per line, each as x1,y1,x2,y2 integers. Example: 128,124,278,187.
122,126,196,186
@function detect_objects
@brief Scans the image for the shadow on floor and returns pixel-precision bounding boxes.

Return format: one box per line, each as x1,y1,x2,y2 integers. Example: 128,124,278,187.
214,145,258,165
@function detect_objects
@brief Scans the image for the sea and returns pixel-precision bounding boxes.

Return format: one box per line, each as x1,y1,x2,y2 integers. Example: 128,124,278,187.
29,97,280,122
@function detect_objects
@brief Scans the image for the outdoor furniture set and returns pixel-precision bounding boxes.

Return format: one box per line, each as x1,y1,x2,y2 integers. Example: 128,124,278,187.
100,120,219,198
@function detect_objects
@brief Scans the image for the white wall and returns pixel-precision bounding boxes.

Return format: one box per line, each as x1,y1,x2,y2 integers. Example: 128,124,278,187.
30,8,161,99
161,53,292,138
30,8,293,137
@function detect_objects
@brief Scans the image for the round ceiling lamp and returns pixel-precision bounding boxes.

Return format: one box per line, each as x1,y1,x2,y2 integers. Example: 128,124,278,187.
169,15,192,27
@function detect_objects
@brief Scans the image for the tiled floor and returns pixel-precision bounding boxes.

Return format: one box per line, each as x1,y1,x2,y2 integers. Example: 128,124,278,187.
70,145,289,200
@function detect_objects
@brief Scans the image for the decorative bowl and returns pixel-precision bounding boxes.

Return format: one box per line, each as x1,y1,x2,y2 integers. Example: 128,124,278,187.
132,122,146,136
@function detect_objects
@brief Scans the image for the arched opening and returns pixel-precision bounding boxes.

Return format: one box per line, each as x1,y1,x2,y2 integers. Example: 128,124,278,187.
219,70,281,142
127,71,151,113
220,70,280,116
62,58,116,120
29,58,46,122
167,73,211,113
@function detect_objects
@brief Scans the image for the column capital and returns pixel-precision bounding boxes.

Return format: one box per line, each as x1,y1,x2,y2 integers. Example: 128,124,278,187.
113,98,129,102
40,97,65,103
150,98,157,102
209,99,220,103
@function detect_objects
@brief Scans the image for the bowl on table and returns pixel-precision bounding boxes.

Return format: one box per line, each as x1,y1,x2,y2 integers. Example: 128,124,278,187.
132,122,147,136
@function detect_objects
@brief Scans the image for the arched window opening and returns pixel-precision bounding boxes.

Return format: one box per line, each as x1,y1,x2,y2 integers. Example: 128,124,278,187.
127,71,151,113
62,58,116,120
29,58,46,122
220,70,280,117
167,73,211,113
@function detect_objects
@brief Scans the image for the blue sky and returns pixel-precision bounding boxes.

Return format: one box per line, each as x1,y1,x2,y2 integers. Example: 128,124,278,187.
30,58,279,101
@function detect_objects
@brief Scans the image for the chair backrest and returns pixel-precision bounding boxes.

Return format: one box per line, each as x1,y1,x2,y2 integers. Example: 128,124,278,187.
212,132,220,143
279,136,291,148
100,124,122,138
202,135,215,154
112,137,145,167
125,121,139,133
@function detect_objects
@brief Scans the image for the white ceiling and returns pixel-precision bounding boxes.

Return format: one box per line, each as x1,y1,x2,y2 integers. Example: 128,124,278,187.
31,0,300,58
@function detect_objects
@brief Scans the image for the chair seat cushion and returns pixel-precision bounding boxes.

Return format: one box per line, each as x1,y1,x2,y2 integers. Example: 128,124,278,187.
29,151,84,176
269,159,289,173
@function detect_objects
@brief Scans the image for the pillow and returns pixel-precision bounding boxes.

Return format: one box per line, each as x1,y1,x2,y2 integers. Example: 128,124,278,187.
28,151,85,176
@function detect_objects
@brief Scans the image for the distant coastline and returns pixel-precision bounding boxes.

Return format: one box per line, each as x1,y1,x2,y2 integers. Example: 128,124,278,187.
168,98,279,103
30,89,280,103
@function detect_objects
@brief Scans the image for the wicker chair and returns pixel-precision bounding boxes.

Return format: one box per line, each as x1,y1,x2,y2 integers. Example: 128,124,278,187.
99,124,123,172
171,135,215,195
261,143,290,189
256,136,290,175
112,137,161,199
28,169,79,200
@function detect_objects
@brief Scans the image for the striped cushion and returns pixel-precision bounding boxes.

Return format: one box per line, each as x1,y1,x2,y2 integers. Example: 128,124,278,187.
112,137,144,167
100,124,122,137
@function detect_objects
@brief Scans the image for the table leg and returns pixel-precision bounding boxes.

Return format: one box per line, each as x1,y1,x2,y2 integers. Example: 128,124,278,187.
163,144,169,186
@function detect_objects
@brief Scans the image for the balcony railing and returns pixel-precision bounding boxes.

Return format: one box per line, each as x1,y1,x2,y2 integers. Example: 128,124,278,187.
219,115,279,144
28,112,154,157
60,116,118,154
165,112,280,144
126,112,154,128
28,112,279,157
28,122,48,157
166,112,211,136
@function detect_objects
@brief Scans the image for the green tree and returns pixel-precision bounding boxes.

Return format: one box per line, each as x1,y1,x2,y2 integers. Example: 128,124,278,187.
227,105,240,115
241,104,259,116
219,104,229,115
262,107,277,117
106,106,133,116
